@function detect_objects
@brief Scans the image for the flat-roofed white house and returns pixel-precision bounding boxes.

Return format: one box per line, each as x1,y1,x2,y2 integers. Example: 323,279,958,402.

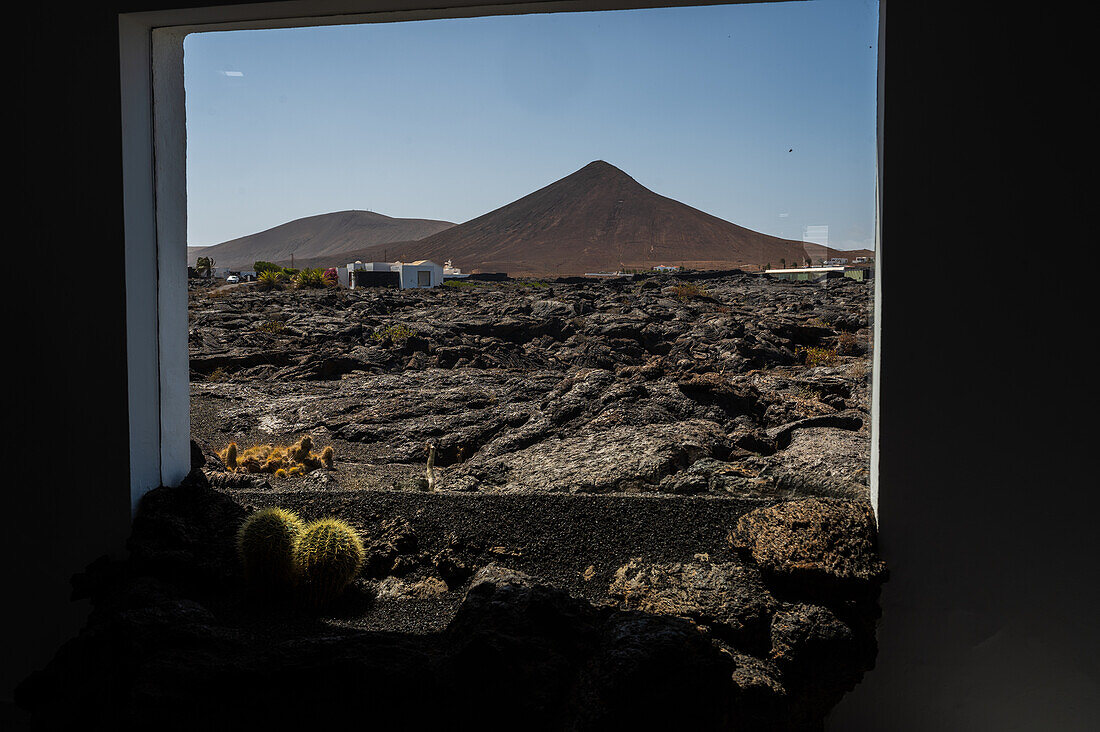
394,260,443,289
345,260,443,289
344,261,392,289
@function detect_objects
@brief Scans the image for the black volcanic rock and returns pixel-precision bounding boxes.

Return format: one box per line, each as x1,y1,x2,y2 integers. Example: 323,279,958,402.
189,274,874,499
43,273,885,729
730,498,888,595
17,483,886,730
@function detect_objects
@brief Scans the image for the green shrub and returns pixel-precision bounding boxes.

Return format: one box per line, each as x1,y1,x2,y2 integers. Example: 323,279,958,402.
671,282,708,302
257,318,285,334
257,270,285,291
292,268,326,289
371,324,417,342
295,518,365,608
801,346,840,367
236,507,305,593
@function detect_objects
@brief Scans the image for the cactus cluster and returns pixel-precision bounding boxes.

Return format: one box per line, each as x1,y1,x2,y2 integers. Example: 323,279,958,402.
235,507,365,608
218,435,335,477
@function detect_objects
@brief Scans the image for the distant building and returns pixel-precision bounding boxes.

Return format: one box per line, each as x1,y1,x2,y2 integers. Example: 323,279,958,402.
764,265,873,282
349,261,396,272
442,259,469,280
825,257,849,266
336,266,351,288
394,260,443,289
346,260,443,289
652,265,680,273
347,261,397,289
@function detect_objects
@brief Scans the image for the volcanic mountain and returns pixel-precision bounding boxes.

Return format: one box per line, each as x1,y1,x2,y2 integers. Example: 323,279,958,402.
318,161,868,275
188,210,455,270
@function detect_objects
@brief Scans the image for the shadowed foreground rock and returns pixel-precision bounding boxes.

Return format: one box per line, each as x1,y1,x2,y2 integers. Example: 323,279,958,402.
730,497,888,598
16,479,886,730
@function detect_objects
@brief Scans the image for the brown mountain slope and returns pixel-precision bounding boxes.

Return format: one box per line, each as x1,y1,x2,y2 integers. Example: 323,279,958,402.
188,210,455,270
330,161,869,275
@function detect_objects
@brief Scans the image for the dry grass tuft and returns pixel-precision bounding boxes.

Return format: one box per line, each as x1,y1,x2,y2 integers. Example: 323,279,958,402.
206,367,229,382
800,346,840,367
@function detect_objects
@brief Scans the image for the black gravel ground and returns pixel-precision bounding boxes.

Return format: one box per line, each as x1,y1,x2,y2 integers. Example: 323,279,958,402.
222,487,776,633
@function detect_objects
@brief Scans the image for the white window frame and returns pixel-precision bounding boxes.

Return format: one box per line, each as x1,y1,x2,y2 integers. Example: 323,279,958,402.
119,0,884,514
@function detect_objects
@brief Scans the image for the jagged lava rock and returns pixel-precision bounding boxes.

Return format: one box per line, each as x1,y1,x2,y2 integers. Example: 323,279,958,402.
608,558,777,642
729,497,887,592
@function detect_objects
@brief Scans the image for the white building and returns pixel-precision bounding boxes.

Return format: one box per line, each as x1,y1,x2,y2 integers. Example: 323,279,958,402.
825,257,849,266
346,260,443,289
345,261,393,289
393,260,443,289
442,259,469,279
652,265,680,272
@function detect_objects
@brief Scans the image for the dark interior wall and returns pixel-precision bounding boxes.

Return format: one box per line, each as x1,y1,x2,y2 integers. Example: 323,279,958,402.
830,3,1095,728
8,4,133,723
8,0,1094,728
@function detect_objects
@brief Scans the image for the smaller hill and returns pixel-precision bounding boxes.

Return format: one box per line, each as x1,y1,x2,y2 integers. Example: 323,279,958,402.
188,211,455,270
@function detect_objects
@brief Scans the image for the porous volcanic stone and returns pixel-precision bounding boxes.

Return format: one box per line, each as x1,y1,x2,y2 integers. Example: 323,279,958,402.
729,497,887,591
608,558,777,641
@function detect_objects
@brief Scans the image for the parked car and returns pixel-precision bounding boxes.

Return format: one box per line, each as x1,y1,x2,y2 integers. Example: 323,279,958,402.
226,275,240,284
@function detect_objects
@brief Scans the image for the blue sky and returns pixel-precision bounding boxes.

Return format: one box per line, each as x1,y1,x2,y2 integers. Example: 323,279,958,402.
184,0,879,249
